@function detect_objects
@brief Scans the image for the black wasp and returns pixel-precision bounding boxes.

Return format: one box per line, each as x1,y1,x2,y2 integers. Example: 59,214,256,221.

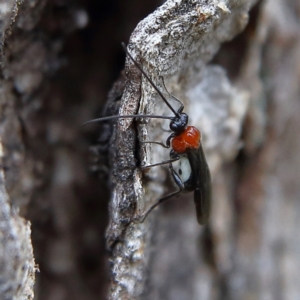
83,43,211,225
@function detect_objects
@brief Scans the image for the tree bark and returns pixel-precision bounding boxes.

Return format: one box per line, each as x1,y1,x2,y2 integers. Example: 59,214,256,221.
1,0,300,299
105,0,257,299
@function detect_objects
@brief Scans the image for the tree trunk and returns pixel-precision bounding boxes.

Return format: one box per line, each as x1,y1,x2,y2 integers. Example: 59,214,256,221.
0,0,299,299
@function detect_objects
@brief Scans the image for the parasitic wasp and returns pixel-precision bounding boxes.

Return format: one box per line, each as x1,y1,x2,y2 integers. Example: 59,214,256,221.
83,43,212,225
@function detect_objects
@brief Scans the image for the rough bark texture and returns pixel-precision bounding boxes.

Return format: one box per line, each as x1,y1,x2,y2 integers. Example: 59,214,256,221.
1,0,300,299
0,1,38,299
106,0,255,299
0,0,162,299
0,166,35,300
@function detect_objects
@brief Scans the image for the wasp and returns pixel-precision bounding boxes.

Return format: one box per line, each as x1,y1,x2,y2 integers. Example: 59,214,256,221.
83,43,212,225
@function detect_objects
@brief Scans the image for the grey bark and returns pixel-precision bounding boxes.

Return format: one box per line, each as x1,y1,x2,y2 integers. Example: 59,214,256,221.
0,0,86,299
0,1,38,299
0,168,35,300
1,0,300,299
106,0,257,299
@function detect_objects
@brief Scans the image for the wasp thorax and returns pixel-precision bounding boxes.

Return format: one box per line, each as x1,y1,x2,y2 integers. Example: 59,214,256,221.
171,126,201,154
170,113,188,133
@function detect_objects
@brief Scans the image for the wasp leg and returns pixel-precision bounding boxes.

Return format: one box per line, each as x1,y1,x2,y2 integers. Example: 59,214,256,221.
137,163,184,222
140,156,179,169
166,133,175,147
158,122,172,133
140,132,175,149
160,76,184,112
140,141,169,148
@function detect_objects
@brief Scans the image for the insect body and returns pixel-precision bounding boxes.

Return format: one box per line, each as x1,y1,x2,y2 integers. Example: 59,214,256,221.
83,43,211,225
145,125,211,225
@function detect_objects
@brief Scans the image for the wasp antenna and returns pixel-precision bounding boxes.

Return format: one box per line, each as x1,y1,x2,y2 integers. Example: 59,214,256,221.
121,42,179,117
81,114,174,127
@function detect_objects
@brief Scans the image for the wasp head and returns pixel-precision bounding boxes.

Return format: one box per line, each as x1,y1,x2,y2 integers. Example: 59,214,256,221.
170,113,188,133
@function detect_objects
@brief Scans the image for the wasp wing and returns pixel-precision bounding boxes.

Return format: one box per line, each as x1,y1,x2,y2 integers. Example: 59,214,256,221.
188,144,211,225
